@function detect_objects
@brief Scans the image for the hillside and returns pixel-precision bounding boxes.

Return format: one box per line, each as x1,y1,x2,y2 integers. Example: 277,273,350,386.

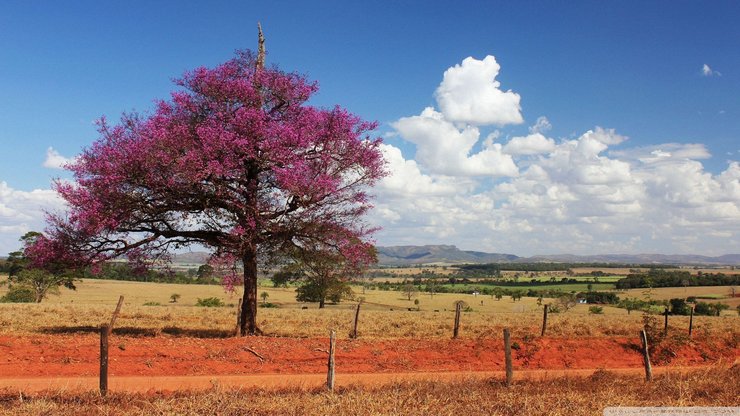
376,245,740,266
376,245,518,265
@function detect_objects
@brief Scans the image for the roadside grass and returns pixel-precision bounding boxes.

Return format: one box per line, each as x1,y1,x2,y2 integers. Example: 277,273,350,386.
0,365,737,415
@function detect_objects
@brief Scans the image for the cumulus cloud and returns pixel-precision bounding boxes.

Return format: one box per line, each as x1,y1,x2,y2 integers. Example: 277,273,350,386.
372,55,739,256
43,147,75,169
435,56,523,126
377,144,461,196
0,181,64,255
502,133,556,155
392,107,518,177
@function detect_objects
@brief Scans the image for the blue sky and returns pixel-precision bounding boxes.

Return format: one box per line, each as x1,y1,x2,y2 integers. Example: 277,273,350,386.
0,1,738,256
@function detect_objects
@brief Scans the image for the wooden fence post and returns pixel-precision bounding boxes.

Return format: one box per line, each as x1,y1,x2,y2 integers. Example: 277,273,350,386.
327,330,336,391
639,329,652,382
100,324,109,396
663,307,669,336
541,304,549,337
688,306,694,337
453,301,462,339
503,328,513,387
108,296,124,334
350,303,361,339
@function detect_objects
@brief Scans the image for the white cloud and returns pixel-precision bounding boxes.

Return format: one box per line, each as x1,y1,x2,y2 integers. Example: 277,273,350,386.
43,147,75,169
376,55,739,256
701,64,721,77
435,56,523,126
502,133,556,155
377,143,461,196
392,107,518,177
529,116,552,134
0,181,64,255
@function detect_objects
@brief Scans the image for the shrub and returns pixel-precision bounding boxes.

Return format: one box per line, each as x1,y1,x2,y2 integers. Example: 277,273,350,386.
143,301,162,306
580,291,620,304
196,297,224,307
588,306,604,314
0,286,36,303
669,298,691,315
170,294,181,303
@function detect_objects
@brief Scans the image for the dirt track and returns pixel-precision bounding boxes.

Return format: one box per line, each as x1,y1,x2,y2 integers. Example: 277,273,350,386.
0,367,723,393
0,333,736,393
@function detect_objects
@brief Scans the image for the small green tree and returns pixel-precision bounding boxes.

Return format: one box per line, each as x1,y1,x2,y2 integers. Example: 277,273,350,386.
4,232,77,303
555,293,577,311
170,293,181,303
288,242,373,309
619,297,642,315
8,268,75,303
260,291,269,305
296,279,353,308
403,283,417,301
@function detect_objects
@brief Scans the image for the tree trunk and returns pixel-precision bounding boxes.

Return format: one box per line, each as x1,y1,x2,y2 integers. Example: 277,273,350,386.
319,297,325,309
239,247,259,335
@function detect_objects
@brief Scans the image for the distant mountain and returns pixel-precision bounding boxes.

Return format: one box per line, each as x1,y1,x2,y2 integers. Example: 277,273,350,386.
171,251,211,264
376,245,518,265
376,245,740,266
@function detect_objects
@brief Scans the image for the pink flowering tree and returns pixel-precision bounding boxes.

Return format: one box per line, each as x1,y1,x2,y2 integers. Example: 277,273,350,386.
36,36,386,335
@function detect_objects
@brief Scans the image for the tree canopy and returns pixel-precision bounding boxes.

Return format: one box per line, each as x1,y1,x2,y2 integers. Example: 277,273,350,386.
32,37,386,334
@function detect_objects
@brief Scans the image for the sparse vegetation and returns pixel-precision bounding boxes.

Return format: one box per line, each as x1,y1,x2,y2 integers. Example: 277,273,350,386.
195,297,225,307
588,306,603,314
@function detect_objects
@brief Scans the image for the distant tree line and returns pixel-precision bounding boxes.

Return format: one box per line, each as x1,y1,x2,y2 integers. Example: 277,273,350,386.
615,269,737,289
455,262,674,276
80,262,220,285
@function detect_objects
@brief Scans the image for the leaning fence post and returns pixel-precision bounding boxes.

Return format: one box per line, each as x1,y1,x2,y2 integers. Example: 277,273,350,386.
663,307,669,336
108,295,124,334
350,303,361,339
640,329,652,382
541,304,549,337
503,328,513,387
327,330,336,391
688,306,694,337
453,301,462,339
100,324,109,396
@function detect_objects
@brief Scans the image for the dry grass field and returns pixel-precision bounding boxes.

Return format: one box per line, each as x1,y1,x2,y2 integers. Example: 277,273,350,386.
0,275,737,415
0,365,737,415
0,276,737,340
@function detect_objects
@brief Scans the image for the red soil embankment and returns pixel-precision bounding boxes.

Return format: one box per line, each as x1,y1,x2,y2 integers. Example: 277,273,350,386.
0,334,736,392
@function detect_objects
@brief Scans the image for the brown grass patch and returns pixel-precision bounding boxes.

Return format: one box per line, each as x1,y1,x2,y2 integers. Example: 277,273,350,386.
0,366,737,415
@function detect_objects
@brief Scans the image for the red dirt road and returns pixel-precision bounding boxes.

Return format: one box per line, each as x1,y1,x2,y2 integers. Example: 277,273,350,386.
0,334,736,392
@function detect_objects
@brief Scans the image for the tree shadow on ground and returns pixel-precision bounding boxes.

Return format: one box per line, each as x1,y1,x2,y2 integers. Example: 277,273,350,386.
37,326,234,338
